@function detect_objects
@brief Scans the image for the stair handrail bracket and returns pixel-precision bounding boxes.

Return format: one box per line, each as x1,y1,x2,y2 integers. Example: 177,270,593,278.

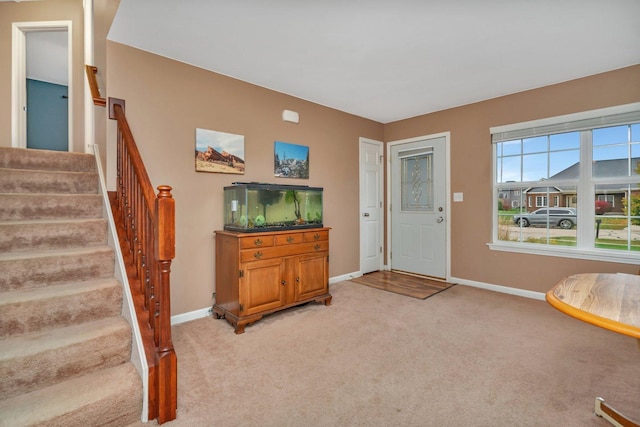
85,65,106,107
108,96,177,424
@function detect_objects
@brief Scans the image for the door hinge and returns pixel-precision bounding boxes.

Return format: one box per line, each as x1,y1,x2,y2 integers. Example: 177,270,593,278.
239,269,244,278
380,246,382,253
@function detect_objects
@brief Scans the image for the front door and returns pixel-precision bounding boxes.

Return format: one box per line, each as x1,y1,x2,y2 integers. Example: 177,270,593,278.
390,136,447,279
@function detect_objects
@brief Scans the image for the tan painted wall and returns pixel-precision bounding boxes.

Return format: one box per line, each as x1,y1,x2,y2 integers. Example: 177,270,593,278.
384,65,640,293
0,0,85,151
106,42,384,315
92,0,120,165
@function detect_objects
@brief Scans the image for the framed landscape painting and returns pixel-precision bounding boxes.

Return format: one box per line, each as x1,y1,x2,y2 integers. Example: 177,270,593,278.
274,141,309,179
195,128,245,174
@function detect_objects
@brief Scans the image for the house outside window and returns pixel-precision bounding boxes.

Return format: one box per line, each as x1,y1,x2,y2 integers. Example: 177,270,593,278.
491,103,640,264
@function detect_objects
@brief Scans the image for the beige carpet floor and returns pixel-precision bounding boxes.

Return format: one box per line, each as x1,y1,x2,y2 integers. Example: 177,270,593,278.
136,281,640,426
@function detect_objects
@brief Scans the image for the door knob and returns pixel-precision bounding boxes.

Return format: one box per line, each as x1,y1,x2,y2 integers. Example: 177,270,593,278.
363,213,370,217
436,217,444,223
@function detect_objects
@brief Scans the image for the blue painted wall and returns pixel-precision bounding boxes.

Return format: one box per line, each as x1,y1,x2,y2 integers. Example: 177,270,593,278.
27,79,68,151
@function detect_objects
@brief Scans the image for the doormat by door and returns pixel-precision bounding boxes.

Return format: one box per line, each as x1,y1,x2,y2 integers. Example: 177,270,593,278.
349,270,455,299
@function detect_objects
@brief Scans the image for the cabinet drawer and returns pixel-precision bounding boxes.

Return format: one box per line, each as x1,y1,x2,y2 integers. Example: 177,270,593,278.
275,233,303,245
304,230,328,242
240,241,329,263
240,236,274,249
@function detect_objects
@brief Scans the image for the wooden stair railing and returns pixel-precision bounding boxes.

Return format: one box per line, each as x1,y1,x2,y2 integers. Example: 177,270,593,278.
86,64,176,423
108,97,177,424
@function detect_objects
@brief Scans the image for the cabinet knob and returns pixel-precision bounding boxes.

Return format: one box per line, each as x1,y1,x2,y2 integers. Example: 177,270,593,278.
296,277,300,282
281,280,286,286
314,233,320,240
254,238,263,246
314,244,321,251
254,251,263,259
286,236,294,243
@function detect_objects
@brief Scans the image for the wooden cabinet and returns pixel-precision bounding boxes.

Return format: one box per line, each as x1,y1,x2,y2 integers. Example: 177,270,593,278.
213,228,332,333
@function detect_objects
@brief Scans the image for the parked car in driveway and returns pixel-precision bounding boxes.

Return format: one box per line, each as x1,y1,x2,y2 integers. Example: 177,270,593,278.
513,208,577,229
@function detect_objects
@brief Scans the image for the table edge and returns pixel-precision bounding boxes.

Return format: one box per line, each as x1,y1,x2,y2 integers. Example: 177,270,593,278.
545,289,640,339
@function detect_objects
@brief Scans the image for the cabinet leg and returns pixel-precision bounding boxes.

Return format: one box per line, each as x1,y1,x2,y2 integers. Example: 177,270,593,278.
315,294,332,306
212,306,225,319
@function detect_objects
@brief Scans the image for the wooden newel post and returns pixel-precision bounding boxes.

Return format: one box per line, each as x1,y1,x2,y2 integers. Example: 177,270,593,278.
154,185,177,423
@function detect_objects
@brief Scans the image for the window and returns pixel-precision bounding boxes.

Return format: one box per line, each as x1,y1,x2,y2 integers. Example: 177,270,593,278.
492,103,640,264
597,194,615,207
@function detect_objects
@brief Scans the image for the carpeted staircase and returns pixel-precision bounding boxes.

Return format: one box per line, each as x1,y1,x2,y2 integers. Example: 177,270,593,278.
0,147,142,426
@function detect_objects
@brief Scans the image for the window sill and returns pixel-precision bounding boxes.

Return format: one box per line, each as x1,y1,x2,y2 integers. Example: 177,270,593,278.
487,242,640,265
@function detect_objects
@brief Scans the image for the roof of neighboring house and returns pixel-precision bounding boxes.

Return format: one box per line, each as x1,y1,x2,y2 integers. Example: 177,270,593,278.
522,158,640,194
550,158,640,180
524,186,562,194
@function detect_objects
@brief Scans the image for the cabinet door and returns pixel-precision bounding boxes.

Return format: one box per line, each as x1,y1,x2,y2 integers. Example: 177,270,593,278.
295,252,328,301
240,258,285,315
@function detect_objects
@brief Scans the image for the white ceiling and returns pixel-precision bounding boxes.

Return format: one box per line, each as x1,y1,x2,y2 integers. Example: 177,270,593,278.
26,30,68,86
108,0,640,124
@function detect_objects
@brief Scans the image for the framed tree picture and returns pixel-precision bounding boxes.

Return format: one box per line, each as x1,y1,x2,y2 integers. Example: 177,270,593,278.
274,141,309,179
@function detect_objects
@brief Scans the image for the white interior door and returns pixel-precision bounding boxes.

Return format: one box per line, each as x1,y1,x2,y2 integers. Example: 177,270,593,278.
12,21,73,150
390,136,447,279
359,138,383,274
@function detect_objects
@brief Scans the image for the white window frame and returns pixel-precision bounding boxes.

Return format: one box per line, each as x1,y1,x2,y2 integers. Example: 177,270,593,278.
489,102,640,265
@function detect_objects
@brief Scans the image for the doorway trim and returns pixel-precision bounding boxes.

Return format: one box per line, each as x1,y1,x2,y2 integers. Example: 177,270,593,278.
359,137,384,274
12,21,73,150
386,132,451,280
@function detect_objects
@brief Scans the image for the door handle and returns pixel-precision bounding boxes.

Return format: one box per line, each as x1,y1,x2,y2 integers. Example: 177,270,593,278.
436,217,444,223
363,213,370,217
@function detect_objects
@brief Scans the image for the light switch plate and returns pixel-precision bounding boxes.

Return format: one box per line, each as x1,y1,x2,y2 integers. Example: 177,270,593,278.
453,192,463,202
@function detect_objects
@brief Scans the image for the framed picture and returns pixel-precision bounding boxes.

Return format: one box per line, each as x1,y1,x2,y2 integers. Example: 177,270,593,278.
274,141,309,179
195,128,245,174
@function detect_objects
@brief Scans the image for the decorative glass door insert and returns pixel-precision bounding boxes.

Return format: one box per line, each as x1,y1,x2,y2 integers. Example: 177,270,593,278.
399,148,433,211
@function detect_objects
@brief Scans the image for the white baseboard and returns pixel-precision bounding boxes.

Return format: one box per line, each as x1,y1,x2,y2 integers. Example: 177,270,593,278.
171,271,364,325
329,271,361,284
450,276,546,301
171,307,211,325
170,274,546,325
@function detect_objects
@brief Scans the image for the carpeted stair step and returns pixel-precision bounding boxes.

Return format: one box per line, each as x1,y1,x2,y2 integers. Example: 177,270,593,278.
0,316,132,401
0,218,107,253
0,361,141,427
0,278,123,338
0,193,103,221
0,147,96,173
0,168,99,194
0,246,115,292
0,147,143,423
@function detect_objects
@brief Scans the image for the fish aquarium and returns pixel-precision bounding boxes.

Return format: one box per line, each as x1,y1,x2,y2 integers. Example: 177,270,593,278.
223,183,323,232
